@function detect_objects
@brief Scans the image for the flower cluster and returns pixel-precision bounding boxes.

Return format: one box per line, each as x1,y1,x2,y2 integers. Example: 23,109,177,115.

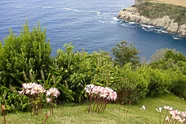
84,84,117,113
18,83,60,115
18,83,45,95
84,84,117,101
156,105,186,123
46,88,60,103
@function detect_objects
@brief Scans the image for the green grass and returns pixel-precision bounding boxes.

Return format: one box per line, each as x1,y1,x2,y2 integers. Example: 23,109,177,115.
134,2,186,26
2,93,186,124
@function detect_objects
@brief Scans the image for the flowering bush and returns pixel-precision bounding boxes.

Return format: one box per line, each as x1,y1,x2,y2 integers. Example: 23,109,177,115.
18,82,46,115
84,84,117,113
46,88,60,114
156,105,186,123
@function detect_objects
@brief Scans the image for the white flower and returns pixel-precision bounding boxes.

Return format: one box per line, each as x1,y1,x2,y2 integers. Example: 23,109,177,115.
46,98,51,103
165,116,169,122
141,105,146,110
46,88,60,98
164,106,173,111
156,107,162,112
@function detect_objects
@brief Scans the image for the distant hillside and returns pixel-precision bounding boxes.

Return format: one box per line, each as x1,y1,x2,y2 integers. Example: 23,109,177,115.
135,2,186,26
118,1,186,36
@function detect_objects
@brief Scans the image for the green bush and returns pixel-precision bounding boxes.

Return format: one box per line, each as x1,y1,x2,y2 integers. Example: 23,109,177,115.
52,44,118,103
146,68,171,97
168,71,186,99
0,85,30,113
0,22,51,87
112,63,148,104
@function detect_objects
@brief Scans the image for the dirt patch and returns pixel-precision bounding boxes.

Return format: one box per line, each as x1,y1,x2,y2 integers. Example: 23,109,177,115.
150,0,186,7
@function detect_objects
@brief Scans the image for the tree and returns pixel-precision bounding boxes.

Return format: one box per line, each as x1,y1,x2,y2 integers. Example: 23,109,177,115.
112,41,139,66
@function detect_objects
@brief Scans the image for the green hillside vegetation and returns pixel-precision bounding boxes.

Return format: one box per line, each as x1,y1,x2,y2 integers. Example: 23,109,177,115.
3,94,186,124
1,23,186,123
134,2,186,26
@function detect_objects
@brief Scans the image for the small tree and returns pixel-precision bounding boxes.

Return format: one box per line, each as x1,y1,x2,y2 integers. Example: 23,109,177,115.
112,41,139,67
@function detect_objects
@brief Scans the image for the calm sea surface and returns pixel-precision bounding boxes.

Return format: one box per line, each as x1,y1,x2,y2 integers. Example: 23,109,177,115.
0,0,186,59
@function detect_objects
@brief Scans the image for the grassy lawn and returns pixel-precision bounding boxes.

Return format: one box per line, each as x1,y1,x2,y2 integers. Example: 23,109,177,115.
2,93,186,124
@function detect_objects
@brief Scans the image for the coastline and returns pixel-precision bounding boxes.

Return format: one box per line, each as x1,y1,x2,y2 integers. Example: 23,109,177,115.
117,2,186,37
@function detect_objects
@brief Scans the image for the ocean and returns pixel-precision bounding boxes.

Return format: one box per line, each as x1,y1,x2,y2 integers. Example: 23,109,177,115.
0,0,186,59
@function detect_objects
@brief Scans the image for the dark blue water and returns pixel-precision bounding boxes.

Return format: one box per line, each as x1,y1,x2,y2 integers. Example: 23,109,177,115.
0,0,186,59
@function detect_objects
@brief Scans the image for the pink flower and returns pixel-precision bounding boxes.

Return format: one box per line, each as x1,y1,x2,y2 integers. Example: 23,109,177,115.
46,98,51,103
19,82,46,95
46,88,60,98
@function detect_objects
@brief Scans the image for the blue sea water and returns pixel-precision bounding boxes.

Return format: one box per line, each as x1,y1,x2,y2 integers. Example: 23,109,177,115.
0,0,186,59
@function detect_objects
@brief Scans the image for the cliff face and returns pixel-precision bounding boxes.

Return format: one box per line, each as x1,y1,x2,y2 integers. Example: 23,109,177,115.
118,2,186,36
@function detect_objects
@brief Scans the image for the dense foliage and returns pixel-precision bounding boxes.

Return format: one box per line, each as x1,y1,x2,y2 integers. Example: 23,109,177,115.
1,23,186,113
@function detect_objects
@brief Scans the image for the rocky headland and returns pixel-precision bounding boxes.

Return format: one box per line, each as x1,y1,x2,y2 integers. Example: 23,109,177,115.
118,1,186,36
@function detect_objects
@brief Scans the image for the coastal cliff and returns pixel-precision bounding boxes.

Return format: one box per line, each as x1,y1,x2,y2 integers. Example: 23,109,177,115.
118,2,186,36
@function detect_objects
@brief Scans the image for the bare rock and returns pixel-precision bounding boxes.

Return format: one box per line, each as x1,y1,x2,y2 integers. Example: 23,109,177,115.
164,18,171,29
129,14,141,22
118,11,131,20
140,16,151,24
178,24,186,36
150,19,159,26
156,16,170,27
167,20,178,33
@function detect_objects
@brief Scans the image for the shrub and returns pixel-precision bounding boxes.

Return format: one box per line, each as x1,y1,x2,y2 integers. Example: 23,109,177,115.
112,63,148,104
168,71,186,99
146,68,171,97
0,22,51,88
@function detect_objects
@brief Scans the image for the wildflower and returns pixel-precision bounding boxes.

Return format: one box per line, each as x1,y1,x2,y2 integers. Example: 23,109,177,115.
181,112,186,118
164,106,173,111
179,118,185,123
165,116,169,122
141,105,146,110
46,88,60,98
84,85,117,113
156,107,162,112
19,82,45,95
46,98,51,103
84,84,95,94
